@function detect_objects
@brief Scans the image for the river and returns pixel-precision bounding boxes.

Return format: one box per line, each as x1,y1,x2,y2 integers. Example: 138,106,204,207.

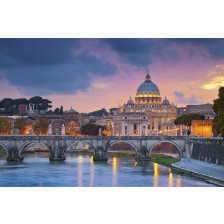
0,152,216,187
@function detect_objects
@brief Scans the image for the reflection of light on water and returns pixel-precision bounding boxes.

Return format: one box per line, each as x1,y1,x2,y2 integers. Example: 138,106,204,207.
176,175,181,187
134,162,137,167
113,157,117,185
153,163,158,187
78,155,83,187
169,168,173,187
90,156,94,166
90,156,94,187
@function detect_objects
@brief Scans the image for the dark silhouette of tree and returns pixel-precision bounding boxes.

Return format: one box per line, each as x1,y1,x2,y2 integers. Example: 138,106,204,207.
81,124,106,136
60,106,63,115
54,108,60,114
174,113,205,128
213,87,224,137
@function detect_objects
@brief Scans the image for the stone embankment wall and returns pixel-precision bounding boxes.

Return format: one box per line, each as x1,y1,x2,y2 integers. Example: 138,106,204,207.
191,140,224,165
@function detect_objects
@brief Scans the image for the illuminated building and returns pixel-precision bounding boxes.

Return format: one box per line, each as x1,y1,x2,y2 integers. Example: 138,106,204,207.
114,72,178,136
64,107,80,135
191,120,213,137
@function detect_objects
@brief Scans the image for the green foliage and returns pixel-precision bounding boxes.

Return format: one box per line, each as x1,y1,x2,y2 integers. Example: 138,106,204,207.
0,117,12,134
33,123,41,135
174,113,205,127
81,124,106,136
150,153,181,167
213,87,224,137
39,118,49,135
14,117,27,135
0,96,52,115
140,147,148,158
32,117,49,135
86,108,108,117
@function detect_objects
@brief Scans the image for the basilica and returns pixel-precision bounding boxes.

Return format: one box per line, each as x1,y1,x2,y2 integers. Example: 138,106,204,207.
112,72,178,136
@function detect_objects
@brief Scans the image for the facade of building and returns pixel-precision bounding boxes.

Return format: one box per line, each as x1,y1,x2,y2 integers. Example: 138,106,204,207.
64,107,80,135
113,72,178,136
191,120,213,137
183,103,215,120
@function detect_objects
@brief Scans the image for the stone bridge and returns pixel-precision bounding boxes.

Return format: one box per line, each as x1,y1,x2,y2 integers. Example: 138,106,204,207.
0,135,222,161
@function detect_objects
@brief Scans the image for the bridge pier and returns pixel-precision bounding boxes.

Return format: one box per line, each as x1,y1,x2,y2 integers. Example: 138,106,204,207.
93,146,108,161
7,148,24,161
48,141,66,161
135,150,151,161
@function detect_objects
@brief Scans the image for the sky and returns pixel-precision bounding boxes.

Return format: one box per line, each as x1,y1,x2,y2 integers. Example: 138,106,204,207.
0,38,224,113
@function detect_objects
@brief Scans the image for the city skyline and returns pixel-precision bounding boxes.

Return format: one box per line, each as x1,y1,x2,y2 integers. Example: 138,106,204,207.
0,38,224,112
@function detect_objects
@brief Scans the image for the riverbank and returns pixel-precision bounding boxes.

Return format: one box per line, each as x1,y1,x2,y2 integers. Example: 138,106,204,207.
150,153,181,167
171,158,224,186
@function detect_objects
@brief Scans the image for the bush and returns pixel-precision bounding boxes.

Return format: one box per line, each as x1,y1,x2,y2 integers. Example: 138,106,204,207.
140,147,148,158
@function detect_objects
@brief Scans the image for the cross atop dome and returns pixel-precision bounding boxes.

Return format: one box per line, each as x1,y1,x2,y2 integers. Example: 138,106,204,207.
145,71,151,81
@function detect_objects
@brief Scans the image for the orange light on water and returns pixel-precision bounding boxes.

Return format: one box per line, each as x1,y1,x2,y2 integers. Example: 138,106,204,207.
113,157,117,185
134,161,137,167
169,168,173,187
153,163,159,187
176,177,181,187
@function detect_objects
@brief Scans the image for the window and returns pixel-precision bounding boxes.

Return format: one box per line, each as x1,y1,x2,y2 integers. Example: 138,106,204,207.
125,117,127,120
125,126,127,130
134,124,137,130
143,117,145,119
148,124,150,130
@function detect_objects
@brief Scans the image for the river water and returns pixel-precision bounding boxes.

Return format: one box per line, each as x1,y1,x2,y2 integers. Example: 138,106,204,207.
0,152,216,187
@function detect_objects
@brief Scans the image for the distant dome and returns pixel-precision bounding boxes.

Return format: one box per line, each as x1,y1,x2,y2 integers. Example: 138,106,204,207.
162,97,170,105
127,97,134,105
136,72,160,96
65,107,78,113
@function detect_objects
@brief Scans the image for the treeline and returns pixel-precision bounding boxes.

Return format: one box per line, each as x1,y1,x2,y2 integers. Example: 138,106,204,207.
0,117,49,135
0,96,52,115
80,124,108,136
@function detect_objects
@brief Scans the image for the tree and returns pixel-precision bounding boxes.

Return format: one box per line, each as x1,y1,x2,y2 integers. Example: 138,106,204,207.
54,108,60,114
32,118,49,135
140,147,148,158
60,106,63,115
0,117,12,134
39,118,49,135
81,124,105,136
174,113,205,128
213,87,224,137
14,117,27,135
33,123,41,135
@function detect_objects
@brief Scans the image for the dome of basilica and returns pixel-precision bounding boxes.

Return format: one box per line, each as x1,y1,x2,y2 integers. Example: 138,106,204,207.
127,97,134,105
162,97,170,105
136,72,160,96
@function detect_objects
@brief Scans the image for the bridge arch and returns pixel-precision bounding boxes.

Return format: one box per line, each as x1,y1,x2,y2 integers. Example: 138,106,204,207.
149,140,183,157
108,140,139,153
19,141,49,156
65,140,94,152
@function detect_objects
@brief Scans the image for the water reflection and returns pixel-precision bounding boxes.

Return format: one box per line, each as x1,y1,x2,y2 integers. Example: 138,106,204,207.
90,156,94,187
0,152,216,187
77,155,83,187
176,175,181,187
153,163,158,187
169,168,173,187
113,157,117,186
